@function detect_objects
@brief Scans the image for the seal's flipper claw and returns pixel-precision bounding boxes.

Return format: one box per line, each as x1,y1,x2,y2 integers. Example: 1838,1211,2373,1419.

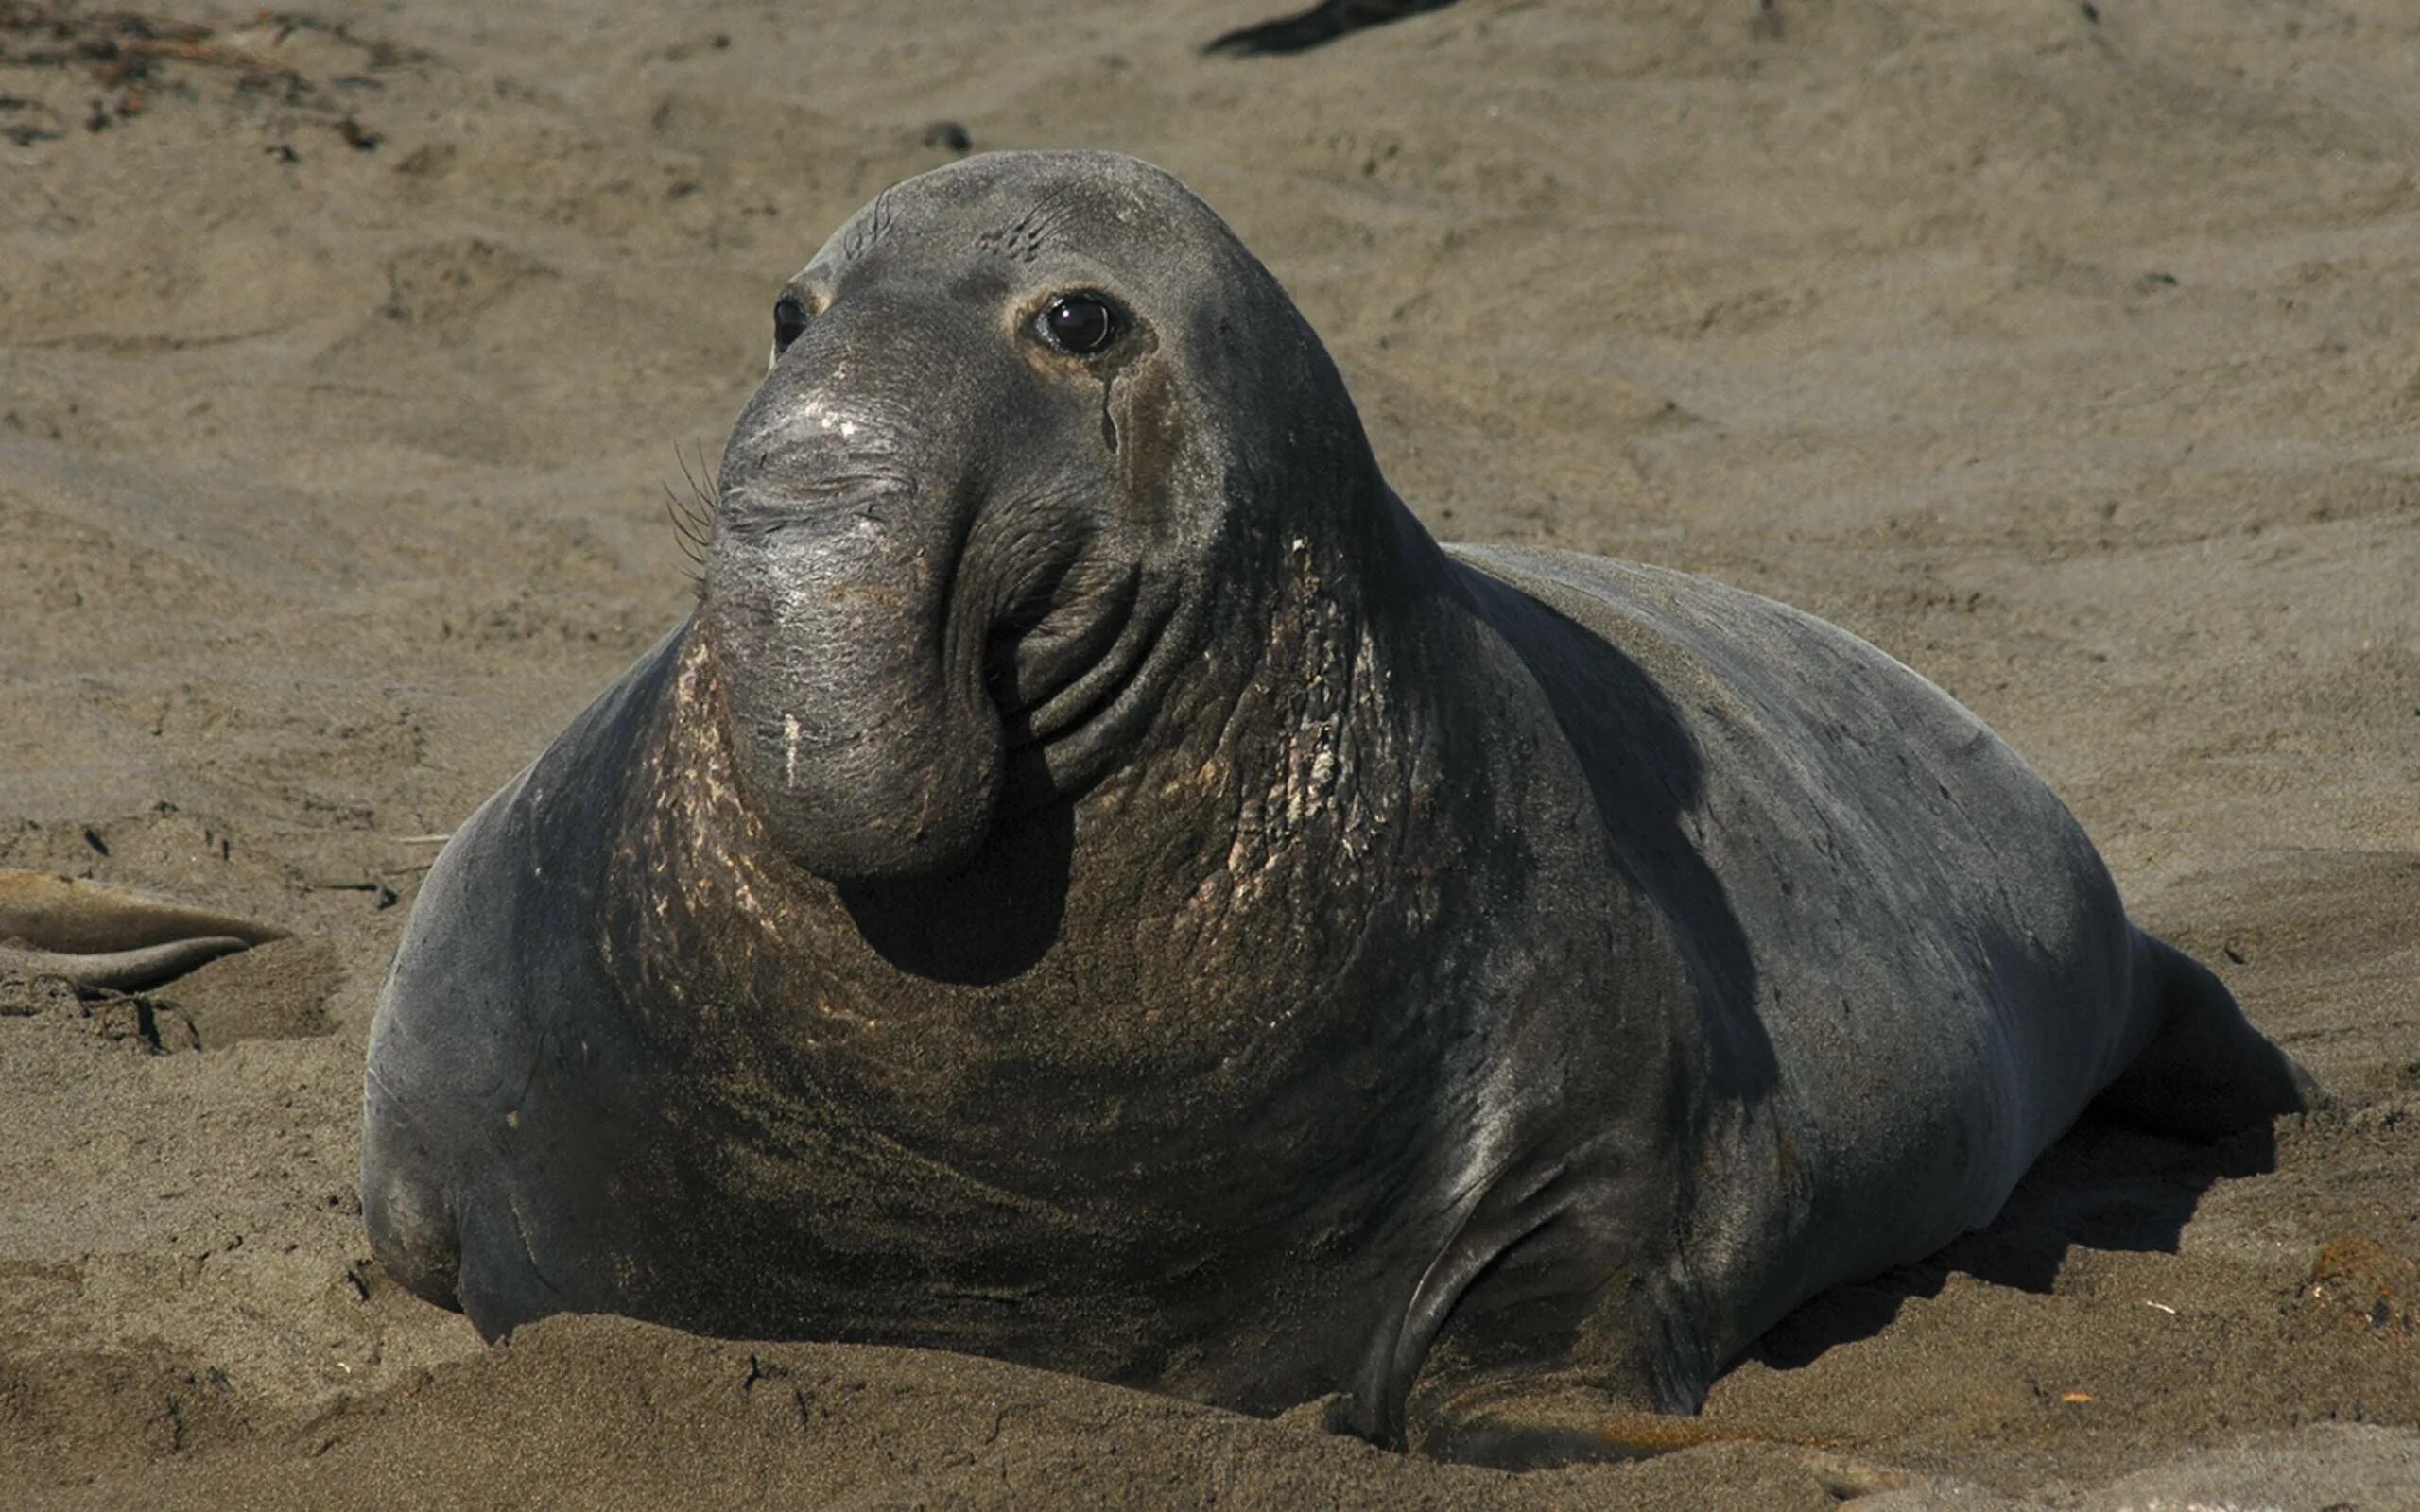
0,870,285,990
1417,1395,1735,1469
1414,1388,1911,1490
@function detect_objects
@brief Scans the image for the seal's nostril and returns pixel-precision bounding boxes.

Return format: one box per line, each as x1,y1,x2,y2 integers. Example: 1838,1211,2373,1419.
773,293,810,354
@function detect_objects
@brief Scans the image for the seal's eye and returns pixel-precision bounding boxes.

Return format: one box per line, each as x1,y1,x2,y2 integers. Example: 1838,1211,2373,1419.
772,293,810,355
1038,292,1119,357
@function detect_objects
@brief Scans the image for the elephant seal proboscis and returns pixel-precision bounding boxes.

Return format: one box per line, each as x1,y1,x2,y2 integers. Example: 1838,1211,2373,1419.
361,150,2318,1469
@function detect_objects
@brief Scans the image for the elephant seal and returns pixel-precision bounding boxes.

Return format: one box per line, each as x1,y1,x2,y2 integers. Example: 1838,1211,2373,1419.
1,870,285,990
361,150,2317,1467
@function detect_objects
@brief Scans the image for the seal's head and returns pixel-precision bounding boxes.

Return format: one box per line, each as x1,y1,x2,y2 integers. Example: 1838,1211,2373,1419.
702,150,1386,883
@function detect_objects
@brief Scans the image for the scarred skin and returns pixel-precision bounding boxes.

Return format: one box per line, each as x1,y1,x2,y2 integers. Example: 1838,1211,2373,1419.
361,150,2317,1467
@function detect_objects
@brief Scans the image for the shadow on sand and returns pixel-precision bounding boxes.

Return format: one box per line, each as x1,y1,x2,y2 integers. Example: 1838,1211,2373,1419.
1751,1114,2282,1369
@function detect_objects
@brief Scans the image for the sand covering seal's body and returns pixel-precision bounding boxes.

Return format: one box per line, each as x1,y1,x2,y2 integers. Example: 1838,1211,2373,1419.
360,150,2316,1467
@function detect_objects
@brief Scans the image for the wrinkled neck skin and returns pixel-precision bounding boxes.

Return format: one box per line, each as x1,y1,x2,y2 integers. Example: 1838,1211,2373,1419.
601,469,1592,1408
632,475,1473,1147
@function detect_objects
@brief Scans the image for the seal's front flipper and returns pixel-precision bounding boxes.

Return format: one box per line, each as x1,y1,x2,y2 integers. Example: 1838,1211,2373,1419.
0,870,286,991
1410,1380,1911,1491
2091,931,2324,1141
1412,1379,1732,1467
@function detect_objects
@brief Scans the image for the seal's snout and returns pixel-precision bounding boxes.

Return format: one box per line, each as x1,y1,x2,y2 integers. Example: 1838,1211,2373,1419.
700,379,1011,884
700,503,1006,883
693,208,1202,880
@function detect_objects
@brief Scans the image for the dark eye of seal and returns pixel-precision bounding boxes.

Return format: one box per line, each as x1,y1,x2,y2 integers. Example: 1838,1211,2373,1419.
1037,292,1119,356
772,293,809,355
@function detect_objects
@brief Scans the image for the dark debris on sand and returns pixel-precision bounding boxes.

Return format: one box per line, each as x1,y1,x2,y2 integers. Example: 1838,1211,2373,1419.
0,4,418,146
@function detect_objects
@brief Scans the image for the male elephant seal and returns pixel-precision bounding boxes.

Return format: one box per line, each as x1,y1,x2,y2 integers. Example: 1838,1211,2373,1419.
362,149,2317,1467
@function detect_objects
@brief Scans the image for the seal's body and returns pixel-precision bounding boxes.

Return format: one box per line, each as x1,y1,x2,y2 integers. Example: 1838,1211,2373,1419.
363,151,2314,1465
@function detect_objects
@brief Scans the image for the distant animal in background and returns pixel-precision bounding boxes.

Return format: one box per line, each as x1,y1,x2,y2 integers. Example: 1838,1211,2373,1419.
0,871,284,991
1204,0,1462,57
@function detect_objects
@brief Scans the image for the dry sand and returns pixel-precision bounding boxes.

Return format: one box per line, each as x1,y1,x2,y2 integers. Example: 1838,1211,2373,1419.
3,0,2415,1505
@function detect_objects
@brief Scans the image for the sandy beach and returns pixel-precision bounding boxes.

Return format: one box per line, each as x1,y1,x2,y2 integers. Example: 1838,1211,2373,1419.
3,0,2415,1504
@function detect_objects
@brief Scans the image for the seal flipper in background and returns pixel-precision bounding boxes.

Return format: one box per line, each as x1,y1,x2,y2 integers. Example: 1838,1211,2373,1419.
1203,0,1461,57
2087,930,2324,1140
0,869,286,991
